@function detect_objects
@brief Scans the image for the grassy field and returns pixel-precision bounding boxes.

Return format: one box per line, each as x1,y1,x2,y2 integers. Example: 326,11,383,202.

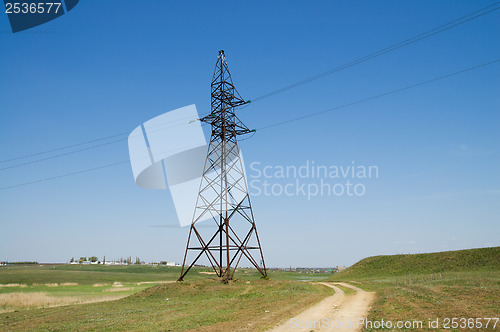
4,247,497,331
0,264,331,285
0,264,201,314
0,264,206,285
0,264,333,330
331,247,500,331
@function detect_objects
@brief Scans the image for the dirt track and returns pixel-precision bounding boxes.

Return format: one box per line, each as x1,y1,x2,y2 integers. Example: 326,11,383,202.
271,282,374,331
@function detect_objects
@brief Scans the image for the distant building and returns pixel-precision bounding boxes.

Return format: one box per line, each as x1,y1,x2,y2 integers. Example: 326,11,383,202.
105,261,120,265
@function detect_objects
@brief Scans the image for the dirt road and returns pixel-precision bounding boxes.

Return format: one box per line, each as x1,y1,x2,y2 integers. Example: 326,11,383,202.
270,282,374,331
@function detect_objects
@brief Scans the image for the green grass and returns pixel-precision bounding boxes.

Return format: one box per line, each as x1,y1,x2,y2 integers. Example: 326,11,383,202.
0,264,335,330
0,283,149,296
332,283,356,296
238,268,332,282
8,246,497,331
0,264,332,285
330,247,500,331
0,265,209,314
0,283,153,313
0,279,333,331
0,265,210,285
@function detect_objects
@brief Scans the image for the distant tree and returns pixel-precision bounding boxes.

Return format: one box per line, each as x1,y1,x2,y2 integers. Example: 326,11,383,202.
80,257,87,262
70,257,74,263
89,256,98,263
126,256,132,265
103,256,106,264
160,261,167,265
135,257,141,265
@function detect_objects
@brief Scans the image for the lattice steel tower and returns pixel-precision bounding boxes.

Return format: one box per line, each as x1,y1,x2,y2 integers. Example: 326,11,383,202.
178,50,267,282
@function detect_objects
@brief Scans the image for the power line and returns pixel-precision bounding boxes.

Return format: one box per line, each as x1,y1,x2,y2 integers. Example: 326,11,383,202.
0,114,201,166
2,3,497,166
2,59,497,191
0,132,129,164
0,138,127,171
0,114,205,171
256,59,500,131
250,2,500,102
0,160,130,191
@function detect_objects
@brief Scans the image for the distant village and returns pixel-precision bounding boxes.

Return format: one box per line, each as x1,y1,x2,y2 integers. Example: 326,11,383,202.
68,256,180,266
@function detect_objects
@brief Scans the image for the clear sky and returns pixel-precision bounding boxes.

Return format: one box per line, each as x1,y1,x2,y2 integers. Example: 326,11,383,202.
1,1,499,267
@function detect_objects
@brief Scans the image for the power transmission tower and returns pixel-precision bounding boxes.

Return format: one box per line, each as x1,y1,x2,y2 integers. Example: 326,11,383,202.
178,50,267,282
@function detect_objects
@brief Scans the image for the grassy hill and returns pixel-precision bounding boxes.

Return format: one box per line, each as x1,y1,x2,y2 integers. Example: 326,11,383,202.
335,246,500,279
332,247,500,331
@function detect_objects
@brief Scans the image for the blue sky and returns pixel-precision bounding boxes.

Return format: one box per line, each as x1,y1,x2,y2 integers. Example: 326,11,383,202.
1,1,499,267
